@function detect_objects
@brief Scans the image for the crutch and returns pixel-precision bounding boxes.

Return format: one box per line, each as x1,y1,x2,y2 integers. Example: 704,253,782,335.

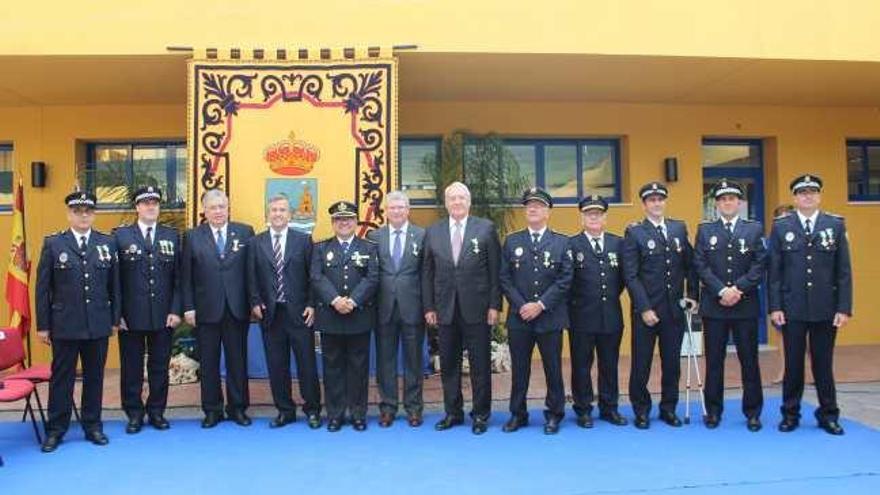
680,299,707,424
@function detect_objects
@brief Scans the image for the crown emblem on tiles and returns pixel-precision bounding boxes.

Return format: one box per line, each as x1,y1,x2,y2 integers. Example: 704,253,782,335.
264,131,321,176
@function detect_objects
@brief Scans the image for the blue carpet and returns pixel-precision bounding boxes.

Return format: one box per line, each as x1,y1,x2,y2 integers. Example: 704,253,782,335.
1,398,879,494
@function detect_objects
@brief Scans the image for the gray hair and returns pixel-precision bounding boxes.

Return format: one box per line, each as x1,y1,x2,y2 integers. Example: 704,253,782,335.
444,181,471,199
386,190,410,207
201,189,228,206
267,193,291,206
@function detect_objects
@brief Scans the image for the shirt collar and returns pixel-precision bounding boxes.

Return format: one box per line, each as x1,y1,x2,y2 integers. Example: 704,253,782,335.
528,226,547,240
211,223,228,236
647,217,666,229
390,221,409,236
584,231,604,243
720,215,739,230
337,235,355,246
797,210,819,227
138,220,156,237
449,216,468,230
72,228,92,244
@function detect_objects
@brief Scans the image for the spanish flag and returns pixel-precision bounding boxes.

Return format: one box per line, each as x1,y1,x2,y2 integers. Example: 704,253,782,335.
5,176,30,335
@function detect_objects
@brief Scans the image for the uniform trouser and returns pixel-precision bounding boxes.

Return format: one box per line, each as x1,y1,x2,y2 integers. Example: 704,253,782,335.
569,330,623,417
375,305,425,416
629,311,685,417
118,328,172,419
438,303,492,421
321,332,371,421
196,308,250,415
702,317,763,418
46,337,109,437
508,328,564,421
261,305,321,416
781,320,839,422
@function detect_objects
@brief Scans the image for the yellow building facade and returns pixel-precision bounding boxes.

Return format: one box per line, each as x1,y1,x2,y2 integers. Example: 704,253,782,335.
1,1,878,367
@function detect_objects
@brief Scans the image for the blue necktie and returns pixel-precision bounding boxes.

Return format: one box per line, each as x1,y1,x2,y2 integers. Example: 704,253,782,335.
341,241,349,257
215,229,225,256
392,230,403,270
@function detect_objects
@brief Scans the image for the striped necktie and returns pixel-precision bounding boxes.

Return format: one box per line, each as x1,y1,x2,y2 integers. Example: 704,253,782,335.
273,233,285,302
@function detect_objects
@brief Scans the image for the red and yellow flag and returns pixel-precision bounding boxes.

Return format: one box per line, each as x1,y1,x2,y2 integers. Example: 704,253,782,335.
5,177,30,332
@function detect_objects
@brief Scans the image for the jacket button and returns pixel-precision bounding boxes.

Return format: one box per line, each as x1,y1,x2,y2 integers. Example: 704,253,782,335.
807,255,812,260
85,299,91,304
600,272,605,277
667,284,672,289
807,268,812,274
666,259,671,264
84,273,89,279
84,286,90,291
807,282,813,287
727,256,732,261
602,296,607,301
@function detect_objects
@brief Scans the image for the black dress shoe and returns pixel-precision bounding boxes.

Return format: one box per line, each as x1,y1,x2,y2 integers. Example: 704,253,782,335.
778,417,799,432
543,417,560,435
307,414,323,429
434,415,464,431
502,415,528,433
471,419,488,435
378,412,394,428
201,412,224,429
352,418,367,431
704,414,720,429
85,430,109,446
125,417,143,434
148,415,170,430
599,411,628,426
659,411,683,427
746,416,762,432
41,434,62,453
819,420,845,436
407,413,423,427
229,411,252,427
576,414,594,429
327,418,343,432
270,413,296,429
634,415,650,430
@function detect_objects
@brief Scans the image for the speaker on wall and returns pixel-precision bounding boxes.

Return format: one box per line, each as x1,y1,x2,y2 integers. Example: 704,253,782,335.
664,157,678,182
31,161,47,188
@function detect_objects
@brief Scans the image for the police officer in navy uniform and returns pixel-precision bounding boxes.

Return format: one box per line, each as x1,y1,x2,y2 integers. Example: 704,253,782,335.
622,182,698,429
113,186,182,434
182,189,255,428
769,174,852,435
568,195,629,428
310,200,379,432
36,191,121,452
499,187,572,435
693,179,766,431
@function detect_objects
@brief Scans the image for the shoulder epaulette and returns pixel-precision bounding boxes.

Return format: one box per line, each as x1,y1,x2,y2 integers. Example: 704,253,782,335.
773,215,789,221
626,221,641,229
825,212,844,219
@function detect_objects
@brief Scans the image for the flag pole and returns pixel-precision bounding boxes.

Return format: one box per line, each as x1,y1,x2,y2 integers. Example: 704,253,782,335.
19,172,32,366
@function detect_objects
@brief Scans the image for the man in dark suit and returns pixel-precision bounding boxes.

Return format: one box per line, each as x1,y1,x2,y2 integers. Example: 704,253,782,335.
622,182,698,429
366,191,426,428
567,195,629,429
499,187,571,435
247,193,322,429
694,179,766,431
769,174,852,435
113,186,181,434
422,181,502,435
311,200,379,432
182,189,255,428
35,191,121,452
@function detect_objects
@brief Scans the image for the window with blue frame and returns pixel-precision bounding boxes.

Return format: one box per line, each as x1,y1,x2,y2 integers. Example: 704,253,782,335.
86,142,186,208
847,140,880,201
0,144,12,210
399,137,621,205
398,138,441,204
497,139,621,204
